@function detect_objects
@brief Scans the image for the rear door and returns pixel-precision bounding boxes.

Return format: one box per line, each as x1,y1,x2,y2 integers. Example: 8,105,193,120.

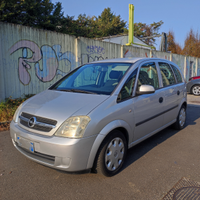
157,62,181,125
170,64,186,106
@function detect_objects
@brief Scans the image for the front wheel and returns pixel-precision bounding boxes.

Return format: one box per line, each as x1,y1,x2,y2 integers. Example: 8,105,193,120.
173,105,186,130
191,85,200,95
95,130,127,177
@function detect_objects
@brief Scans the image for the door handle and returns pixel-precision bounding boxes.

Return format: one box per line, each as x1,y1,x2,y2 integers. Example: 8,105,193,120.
159,97,163,103
177,90,180,95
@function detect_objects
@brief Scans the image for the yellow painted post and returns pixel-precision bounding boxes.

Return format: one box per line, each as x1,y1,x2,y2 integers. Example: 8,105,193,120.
126,4,155,49
128,4,134,45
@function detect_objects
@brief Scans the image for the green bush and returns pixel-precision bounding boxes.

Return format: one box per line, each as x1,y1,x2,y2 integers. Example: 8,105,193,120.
0,94,34,122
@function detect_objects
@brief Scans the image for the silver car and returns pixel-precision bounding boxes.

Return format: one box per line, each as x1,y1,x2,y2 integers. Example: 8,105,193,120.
10,58,187,177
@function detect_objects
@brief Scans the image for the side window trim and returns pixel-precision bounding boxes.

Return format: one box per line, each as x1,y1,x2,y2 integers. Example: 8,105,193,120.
117,68,138,103
170,64,183,83
169,64,178,84
155,61,163,88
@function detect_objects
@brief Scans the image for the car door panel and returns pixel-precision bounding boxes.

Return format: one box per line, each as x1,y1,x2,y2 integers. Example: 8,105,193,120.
163,85,183,124
132,61,165,142
133,89,165,141
158,62,182,125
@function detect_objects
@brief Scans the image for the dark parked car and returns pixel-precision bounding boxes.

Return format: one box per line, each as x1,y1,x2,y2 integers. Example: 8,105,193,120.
187,77,200,95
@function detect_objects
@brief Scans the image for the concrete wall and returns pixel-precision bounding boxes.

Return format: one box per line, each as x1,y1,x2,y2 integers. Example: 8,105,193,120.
0,22,200,101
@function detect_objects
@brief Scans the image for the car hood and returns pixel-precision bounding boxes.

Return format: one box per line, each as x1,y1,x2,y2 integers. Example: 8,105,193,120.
19,90,109,136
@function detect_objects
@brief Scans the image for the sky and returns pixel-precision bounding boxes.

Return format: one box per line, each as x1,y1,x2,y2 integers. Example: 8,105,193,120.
52,0,200,49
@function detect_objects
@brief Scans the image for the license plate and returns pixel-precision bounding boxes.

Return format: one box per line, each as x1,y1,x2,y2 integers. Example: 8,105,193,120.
16,136,34,152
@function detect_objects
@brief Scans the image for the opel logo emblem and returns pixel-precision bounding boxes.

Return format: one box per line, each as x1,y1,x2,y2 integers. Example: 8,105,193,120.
28,117,36,128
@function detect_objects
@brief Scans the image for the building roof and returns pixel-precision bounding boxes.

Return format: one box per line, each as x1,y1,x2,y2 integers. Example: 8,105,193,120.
96,34,151,49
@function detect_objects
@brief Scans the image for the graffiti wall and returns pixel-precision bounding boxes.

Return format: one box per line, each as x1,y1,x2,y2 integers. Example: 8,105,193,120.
0,23,77,101
0,22,200,102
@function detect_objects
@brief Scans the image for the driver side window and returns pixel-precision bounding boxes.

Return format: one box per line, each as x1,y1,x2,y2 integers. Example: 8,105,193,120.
137,62,159,90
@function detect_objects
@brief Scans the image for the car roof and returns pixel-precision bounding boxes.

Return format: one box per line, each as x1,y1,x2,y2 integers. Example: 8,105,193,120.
89,57,172,64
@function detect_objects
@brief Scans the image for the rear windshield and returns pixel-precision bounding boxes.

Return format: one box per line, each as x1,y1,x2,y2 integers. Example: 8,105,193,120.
50,63,132,95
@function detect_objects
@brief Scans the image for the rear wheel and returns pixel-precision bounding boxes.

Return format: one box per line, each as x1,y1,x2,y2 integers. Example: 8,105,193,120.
173,105,186,130
95,130,127,177
191,85,200,95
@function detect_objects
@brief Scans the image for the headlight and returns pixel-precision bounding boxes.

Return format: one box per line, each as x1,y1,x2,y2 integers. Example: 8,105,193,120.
13,103,23,123
55,116,91,138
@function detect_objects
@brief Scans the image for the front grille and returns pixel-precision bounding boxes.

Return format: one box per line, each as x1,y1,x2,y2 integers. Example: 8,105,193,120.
20,112,57,132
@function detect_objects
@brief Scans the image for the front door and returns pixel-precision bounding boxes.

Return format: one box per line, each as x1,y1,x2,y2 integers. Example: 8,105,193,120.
133,62,165,141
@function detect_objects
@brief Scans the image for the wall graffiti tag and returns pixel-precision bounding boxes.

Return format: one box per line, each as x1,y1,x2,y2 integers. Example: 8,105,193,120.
86,45,105,55
9,40,76,85
81,45,108,65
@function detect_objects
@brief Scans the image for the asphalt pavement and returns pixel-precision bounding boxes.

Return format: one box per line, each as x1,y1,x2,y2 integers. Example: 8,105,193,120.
1,94,200,200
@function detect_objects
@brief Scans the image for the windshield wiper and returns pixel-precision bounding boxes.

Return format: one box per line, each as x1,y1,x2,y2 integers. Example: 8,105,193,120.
70,89,97,94
57,89,97,94
58,89,73,92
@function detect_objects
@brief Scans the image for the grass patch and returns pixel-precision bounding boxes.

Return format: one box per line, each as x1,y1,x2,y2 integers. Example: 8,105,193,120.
0,94,34,122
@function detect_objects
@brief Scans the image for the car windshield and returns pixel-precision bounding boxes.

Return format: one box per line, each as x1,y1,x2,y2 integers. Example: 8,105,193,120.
50,63,132,95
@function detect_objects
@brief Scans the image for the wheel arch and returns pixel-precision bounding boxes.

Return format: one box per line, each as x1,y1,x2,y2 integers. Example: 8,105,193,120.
182,101,187,110
86,120,131,169
178,95,187,110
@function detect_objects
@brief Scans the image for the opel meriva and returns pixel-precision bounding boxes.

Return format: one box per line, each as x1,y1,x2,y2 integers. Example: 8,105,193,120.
10,58,187,176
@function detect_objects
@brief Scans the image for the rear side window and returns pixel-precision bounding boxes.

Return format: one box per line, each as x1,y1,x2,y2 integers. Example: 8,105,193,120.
158,62,176,87
171,65,183,83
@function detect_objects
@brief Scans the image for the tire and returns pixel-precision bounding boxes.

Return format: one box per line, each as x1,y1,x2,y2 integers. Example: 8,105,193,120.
95,130,127,177
191,85,200,96
173,105,186,130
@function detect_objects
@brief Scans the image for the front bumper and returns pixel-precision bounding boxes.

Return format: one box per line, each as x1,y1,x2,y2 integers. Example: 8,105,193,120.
10,121,97,172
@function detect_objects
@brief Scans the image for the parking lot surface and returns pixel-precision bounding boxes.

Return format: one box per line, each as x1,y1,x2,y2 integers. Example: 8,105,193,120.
1,94,200,200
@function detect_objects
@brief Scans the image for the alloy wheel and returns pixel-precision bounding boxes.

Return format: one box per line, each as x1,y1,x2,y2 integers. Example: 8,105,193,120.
192,85,200,95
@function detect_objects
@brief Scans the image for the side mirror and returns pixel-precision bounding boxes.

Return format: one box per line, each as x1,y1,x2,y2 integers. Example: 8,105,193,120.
137,85,155,95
